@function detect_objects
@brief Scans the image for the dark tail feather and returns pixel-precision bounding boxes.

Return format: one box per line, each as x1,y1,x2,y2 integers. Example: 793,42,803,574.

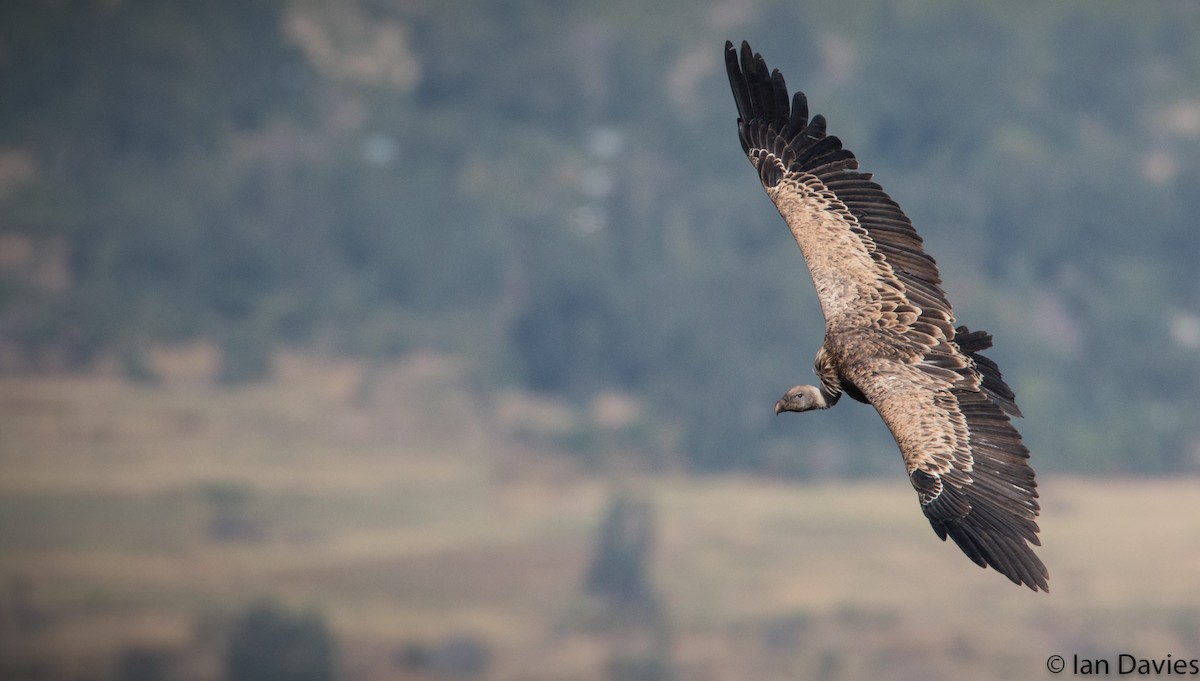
954,325,1022,418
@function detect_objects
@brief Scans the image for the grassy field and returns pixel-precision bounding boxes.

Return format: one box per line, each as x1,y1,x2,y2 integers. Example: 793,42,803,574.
2,347,1200,680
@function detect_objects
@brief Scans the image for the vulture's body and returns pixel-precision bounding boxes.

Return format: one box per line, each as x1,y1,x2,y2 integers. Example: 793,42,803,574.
726,41,1047,591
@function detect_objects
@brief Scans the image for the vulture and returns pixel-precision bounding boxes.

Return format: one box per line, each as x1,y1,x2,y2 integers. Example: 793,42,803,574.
725,40,1047,591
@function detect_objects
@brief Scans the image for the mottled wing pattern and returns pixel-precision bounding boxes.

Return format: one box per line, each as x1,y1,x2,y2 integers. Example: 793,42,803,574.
850,327,1046,591
724,41,952,344
726,41,1046,590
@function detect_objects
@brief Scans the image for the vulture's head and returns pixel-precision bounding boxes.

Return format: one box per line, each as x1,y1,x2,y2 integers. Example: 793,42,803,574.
774,385,827,414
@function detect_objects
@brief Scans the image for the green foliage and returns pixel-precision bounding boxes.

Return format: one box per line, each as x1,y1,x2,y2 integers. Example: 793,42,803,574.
225,602,336,681
2,1,1199,473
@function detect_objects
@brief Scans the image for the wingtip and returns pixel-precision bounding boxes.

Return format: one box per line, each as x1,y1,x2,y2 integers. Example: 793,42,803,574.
935,514,1049,592
740,40,756,71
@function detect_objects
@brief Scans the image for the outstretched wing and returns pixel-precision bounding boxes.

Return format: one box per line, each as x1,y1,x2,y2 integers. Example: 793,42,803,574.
726,41,1046,590
850,326,1046,591
724,40,953,346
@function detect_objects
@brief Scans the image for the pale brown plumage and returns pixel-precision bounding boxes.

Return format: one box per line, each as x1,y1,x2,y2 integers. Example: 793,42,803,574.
727,40,1047,591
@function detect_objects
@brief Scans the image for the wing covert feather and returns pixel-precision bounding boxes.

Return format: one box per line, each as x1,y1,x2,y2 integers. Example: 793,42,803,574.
850,357,1046,591
725,41,951,344
726,40,1045,591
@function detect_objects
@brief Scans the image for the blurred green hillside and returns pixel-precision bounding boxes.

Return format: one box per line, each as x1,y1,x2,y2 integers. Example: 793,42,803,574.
2,0,1199,474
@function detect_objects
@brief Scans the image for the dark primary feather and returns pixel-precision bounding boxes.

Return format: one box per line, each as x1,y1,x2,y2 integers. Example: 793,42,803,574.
725,41,948,328
955,325,1022,417
726,40,1046,591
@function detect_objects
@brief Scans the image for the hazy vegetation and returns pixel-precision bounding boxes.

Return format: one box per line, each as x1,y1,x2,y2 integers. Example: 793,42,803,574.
3,1,1199,474
226,603,337,681
3,4,1200,677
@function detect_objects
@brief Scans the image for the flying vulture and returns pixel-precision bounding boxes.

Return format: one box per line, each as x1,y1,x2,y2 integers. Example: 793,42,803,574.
725,40,1047,591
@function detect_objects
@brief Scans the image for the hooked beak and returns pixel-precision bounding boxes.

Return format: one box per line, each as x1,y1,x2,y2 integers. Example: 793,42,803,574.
774,398,786,415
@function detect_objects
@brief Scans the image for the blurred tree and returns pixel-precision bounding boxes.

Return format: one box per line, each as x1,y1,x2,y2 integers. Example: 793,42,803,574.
584,491,659,616
396,634,491,678
225,602,336,681
117,646,172,681
584,490,675,681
